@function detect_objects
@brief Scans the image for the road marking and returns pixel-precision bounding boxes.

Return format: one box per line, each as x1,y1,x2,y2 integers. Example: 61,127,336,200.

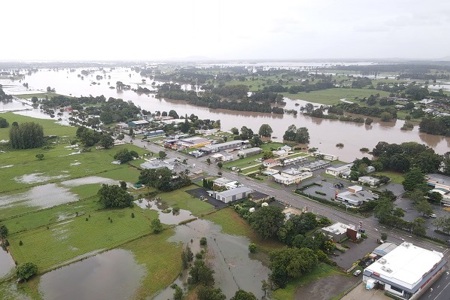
433,281,450,300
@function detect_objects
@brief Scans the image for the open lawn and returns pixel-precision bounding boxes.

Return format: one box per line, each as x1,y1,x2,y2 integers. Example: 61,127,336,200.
283,88,390,106
0,112,76,140
8,206,158,272
204,207,283,252
272,263,342,300
0,142,148,194
373,171,405,184
14,92,62,100
156,185,215,216
122,230,182,299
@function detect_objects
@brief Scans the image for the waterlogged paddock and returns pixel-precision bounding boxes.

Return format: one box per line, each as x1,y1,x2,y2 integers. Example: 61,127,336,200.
38,249,145,300
164,219,270,299
135,199,195,225
0,176,119,210
0,247,15,279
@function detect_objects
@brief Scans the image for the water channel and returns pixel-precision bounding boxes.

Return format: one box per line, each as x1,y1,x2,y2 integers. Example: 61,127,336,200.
1,67,450,162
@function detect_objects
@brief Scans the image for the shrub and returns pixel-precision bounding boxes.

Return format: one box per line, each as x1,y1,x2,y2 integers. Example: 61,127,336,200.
200,237,207,246
249,243,257,254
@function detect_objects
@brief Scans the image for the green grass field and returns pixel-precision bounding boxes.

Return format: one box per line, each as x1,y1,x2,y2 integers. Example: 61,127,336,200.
122,230,182,299
14,92,62,100
204,208,283,252
0,112,76,140
156,185,215,216
283,88,390,106
373,171,405,184
8,206,158,271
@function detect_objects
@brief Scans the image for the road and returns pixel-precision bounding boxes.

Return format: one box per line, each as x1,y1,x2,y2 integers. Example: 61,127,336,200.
129,137,448,254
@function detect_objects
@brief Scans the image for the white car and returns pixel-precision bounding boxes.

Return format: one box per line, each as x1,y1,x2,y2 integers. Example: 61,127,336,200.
353,270,362,276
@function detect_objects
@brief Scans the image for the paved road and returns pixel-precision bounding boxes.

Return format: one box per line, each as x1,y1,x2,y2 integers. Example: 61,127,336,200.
129,137,448,254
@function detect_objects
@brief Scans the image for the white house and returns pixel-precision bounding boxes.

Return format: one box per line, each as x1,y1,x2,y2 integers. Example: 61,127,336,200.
238,147,262,158
336,185,378,206
325,163,353,177
358,176,381,187
272,171,313,185
263,159,281,168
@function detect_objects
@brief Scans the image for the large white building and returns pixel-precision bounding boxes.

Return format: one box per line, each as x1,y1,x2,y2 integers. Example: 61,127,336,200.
363,242,446,300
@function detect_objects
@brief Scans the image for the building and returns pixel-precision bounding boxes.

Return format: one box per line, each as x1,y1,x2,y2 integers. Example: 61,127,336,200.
238,147,262,158
302,160,331,171
282,155,308,166
321,222,359,242
325,163,353,177
358,176,381,187
335,185,378,206
312,152,339,161
263,159,281,168
145,129,165,137
210,152,234,162
272,149,289,157
213,177,239,190
128,120,149,128
209,186,253,203
363,242,446,300
426,174,450,206
201,140,246,153
177,137,211,149
140,159,176,171
372,243,398,258
272,170,313,185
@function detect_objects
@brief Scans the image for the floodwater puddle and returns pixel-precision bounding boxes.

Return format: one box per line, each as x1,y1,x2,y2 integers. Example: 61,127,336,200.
39,249,145,300
14,173,69,184
0,176,119,209
154,219,270,299
134,199,195,225
0,246,16,279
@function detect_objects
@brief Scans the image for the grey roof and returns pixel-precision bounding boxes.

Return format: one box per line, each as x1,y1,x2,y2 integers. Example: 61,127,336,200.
216,186,253,197
373,243,398,257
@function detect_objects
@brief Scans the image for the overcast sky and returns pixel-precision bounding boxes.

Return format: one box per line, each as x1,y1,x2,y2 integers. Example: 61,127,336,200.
2,0,450,61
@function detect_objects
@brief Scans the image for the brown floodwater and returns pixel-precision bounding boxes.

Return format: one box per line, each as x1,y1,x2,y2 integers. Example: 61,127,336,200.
2,68,450,162
38,249,145,300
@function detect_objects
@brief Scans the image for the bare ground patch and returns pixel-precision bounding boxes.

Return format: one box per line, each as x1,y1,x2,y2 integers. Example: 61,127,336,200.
294,274,359,300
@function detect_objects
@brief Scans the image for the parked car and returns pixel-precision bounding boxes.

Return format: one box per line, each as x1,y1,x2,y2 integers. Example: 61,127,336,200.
353,270,362,276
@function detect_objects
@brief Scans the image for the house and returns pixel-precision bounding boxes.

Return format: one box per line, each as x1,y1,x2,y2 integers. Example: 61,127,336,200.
272,170,313,185
263,159,281,168
325,163,353,178
335,185,378,206
321,222,360,242
210,152,234,162
128,120,149,128
140,159,176,171
237,147,262,158
358,176,380,187
282,155,308,166
201,140,246,153
363,242,446,300
213,177,234,189
209,186,253,203
272,149,289,157
312,152,339,161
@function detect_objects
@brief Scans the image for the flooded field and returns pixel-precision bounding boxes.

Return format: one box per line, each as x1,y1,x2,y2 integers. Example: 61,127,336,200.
0,176,118,209
0,247,16,279
38,249,145,300
159,219,270,299
135,199,195,225
2,68,450,161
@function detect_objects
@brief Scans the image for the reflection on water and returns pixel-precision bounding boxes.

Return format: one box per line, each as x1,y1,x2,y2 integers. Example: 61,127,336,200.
39,249,145,300
2,68,450,162
134,199,195,225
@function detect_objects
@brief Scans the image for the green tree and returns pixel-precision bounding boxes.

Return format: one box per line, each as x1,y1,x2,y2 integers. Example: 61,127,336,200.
415,199,433,216
9,122,44,149
188,260,215,286
197,286,226,300
99,134,114,149
0,117,9,128
158,150,167,160
76,126,101,147
114,148,139,164
151,219,163,234
97,184,134,208
0,225,8,238
374,197,394,224
248,243,257,253
380,112,393,122
217,162,223,169
283,124,297,141
403,168,425,191
258,124,273,138
230,290,257,300
295,127,309,143
411,217,426,236
249,206,285,239
16,262,38,281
